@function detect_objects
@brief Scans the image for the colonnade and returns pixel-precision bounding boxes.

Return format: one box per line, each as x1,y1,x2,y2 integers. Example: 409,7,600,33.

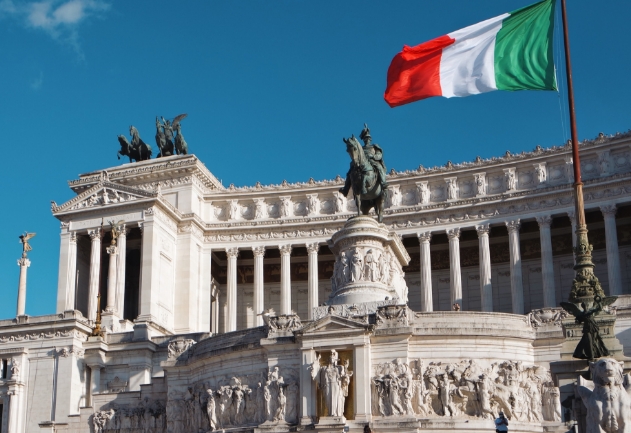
58,205,626,333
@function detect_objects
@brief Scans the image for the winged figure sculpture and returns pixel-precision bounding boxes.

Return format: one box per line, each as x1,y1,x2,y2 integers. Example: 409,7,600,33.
19,232,36,256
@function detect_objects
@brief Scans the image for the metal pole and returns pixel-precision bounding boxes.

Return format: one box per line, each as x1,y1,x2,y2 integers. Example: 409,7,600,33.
560,0,602,305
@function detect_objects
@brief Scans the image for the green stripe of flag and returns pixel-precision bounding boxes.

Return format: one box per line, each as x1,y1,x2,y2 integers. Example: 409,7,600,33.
494,0,557,91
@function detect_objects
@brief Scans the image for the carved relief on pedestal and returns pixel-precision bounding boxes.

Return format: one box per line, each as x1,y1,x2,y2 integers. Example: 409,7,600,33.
328,217,410,305
370,358,555,423
93,399,167,433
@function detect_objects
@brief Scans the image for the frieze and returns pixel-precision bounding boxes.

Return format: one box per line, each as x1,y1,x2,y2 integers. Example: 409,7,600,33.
0,329,88,343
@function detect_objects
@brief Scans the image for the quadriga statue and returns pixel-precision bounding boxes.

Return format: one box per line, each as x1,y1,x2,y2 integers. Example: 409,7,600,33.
577,358,631,433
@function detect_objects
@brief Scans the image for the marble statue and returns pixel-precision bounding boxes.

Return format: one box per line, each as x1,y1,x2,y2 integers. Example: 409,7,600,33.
255,199,266,219
229,200,240,220
417,182,430,204
274,387,286,421
505,171,516,191
577,358,631,433
280,197,292,218
335,193,345,213
10,358,20,378
92,409,115,433
379,252,391,284
475,175,485,196
542,385,562,422
340,124,388,223
309,350,353,417
390,187,401,207
364,249,379,282
535,164,547,184
561,295,616,359
333,252,350,287
447,179,457,200
351,248,363,282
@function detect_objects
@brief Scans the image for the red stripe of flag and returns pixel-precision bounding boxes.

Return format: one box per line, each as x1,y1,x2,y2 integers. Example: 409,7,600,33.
384,35,455,107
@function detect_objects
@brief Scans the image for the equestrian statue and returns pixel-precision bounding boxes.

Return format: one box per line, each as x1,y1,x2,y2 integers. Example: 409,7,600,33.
340,124,389,223
117,113,189,163
117,125,152,163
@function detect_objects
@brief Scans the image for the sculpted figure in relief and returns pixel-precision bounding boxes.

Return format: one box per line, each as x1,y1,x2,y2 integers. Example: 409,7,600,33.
255,200,266,219
379,252,391,284
334,252,350,287
206,389,217,431
505,171,516,191
351,248,363,282
417,183,430,204
364,249,379,282
228,200,239,220
475,175,485,196
280,197,292,218
535,164,547,184
542,385,561,422
335,193,345,213
447,179,457,200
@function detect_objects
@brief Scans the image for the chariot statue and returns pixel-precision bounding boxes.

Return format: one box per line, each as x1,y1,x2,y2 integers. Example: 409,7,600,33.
340,124,388,223
117,126,152,162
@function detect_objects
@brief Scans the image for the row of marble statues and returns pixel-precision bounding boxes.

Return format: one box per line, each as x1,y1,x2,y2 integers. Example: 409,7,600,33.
371,358,561,423
117,115,189,163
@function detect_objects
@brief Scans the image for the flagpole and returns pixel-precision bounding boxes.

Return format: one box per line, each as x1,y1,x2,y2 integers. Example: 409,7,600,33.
560,0,603,305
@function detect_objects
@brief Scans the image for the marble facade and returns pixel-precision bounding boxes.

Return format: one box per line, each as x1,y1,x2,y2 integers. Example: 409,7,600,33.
1,131,631,432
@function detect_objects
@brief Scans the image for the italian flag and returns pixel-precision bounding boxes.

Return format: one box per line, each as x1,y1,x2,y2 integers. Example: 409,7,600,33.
384,0,557,107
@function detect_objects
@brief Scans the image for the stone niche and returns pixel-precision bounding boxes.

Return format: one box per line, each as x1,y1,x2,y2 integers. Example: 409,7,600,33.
327,216,410,305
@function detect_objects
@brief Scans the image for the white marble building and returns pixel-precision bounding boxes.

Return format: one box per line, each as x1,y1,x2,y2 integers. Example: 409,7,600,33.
1,131,631,432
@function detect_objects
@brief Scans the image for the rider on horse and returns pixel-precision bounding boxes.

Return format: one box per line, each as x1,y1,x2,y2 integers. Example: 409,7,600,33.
359,124,388,194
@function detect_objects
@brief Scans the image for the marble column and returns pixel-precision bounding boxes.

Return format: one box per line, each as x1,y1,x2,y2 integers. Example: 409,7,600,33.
225,248,239,332
601,205,622,296
105,244,118,312
536,215,556,307
57,230,77,313
446,228,462,309
476,224,493,312
252,246,265,326
417,232,433,312
506,220,524,314
16,257,30,317
279,244,293,315
6,386,22,433
87,229,102,322
66,233,77,311
306,243,319,320
115,225,127,317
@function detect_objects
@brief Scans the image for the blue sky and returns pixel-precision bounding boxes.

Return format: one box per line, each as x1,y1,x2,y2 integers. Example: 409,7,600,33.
0,0,629,319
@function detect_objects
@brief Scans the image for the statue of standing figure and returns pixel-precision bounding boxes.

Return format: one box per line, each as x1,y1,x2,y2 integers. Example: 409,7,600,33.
309,350,353,418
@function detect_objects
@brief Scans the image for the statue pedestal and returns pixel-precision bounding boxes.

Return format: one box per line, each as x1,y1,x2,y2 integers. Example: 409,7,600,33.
314,416,346,432
254,420,292,433
327,216,410,306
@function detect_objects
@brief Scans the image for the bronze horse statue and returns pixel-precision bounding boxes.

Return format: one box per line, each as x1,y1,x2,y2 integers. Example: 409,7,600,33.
340,135,387,223
117,126,152,162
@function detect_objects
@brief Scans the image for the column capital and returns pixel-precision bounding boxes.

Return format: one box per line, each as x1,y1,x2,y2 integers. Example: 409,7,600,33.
475,224,490,237
306,243,320,254
88,228,102,240
138,221,144,234
279,244,292,256
252,246,266,258
567,210,576,225
600,204,617,217
536,215,553,228
446,228,460,240
417,231,432,243
17,258,31,267
106,245,118,255
225,247,239,258
505,219,521,233
69,231,77,243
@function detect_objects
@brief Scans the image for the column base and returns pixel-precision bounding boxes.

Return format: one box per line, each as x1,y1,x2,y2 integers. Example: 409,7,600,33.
15,315,29,324
100,312,123,333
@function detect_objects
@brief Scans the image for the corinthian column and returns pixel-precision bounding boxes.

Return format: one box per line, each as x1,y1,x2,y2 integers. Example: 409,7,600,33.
447,228,462,309
115,225,127,317
417,232,433,312
225,247,239,332
536,215,556,307
105,244,118,312
279,245,293,315
506,220,524,314
87,229,102,322
306,243,320,320
252,246,265,326
476,224,493,312
601,205,622,295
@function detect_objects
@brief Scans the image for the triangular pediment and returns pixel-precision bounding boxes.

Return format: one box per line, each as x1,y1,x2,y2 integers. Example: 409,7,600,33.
299,315,370,336
52,181,156,214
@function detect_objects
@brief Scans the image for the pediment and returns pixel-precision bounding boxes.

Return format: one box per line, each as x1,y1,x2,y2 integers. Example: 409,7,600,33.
299,315,370,335
52,181,156,214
